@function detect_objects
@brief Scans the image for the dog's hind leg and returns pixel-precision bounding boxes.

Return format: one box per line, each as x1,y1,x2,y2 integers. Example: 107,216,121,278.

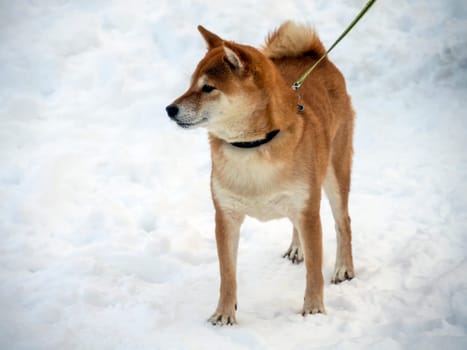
324,164,354,283
324,122,355,283
283,227,304,264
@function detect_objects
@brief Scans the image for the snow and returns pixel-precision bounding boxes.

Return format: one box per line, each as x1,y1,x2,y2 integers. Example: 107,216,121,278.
1,0,467,349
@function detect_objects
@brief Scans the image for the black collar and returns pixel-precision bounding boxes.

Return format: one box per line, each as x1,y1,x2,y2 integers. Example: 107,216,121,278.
229,129,280,149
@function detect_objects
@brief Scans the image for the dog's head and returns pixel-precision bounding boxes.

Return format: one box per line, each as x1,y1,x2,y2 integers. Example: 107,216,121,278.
166,26,280,143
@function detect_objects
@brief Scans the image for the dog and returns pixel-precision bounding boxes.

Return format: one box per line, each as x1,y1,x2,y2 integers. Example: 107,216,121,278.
166,21,355,325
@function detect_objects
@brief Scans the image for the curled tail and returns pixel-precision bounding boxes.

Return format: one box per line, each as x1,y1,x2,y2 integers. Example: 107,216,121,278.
262,21,325,59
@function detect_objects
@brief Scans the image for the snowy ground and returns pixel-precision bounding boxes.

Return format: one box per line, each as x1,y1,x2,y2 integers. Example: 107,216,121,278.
1,0,467,349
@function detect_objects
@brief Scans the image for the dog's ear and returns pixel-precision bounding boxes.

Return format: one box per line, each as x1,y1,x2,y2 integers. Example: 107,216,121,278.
198,25,223,50
223,45,244,73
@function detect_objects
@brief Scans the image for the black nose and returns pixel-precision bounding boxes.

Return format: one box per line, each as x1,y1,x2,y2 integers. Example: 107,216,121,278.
166,104,179,119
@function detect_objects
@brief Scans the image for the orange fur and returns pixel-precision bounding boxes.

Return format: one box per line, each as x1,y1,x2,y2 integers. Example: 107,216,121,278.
263,21,325,59
166,21,355,325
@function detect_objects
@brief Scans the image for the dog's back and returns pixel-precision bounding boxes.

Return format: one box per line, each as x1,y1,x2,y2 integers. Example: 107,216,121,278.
264,21,354,143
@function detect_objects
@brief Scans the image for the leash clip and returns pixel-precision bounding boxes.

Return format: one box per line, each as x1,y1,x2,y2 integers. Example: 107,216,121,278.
292,82,301,91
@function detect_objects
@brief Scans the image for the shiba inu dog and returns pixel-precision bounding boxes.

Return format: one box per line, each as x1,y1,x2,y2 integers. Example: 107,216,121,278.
166,21,355,325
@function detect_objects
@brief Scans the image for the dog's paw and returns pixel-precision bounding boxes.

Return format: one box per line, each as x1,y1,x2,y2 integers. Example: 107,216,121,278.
331,265,354,284
283,244,304,264
302,298,325,316
208,306,237,326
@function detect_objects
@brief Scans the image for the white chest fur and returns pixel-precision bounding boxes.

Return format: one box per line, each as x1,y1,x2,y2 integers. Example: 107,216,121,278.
212,148,310,222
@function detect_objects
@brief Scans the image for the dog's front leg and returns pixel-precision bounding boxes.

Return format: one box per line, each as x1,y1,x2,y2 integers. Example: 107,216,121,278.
298,204,326,315
209,207,244,326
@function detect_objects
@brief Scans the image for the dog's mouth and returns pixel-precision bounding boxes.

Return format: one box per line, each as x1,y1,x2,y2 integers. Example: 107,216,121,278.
176,117,208,129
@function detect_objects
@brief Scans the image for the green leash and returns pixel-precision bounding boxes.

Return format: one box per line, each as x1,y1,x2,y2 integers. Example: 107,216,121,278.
292,0,377,91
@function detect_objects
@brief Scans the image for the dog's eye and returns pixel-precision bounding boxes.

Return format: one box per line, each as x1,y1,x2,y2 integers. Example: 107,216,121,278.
201,84,216,93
